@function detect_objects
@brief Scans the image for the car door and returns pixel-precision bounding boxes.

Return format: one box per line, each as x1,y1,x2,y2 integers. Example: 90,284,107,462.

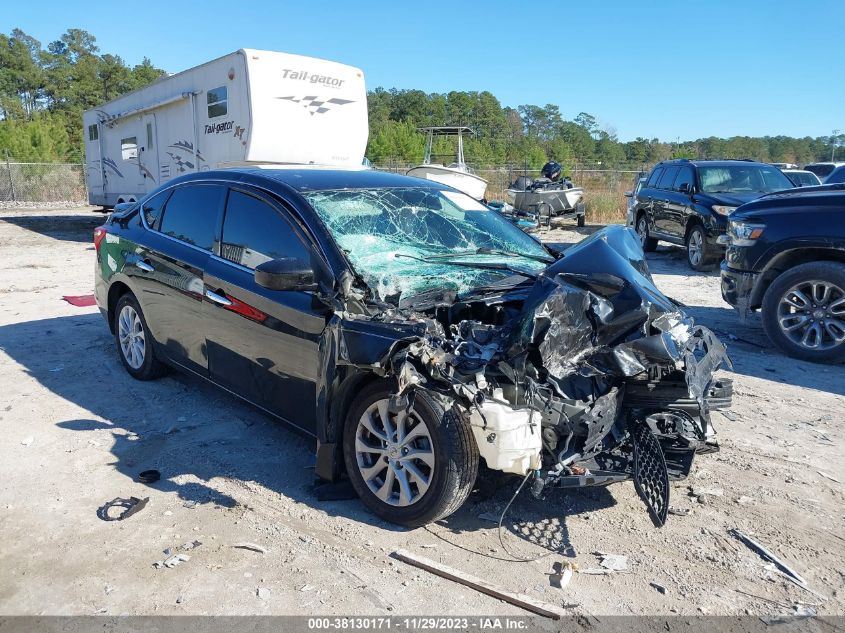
663,165,695,239
129,182,226,375
203,186,332,434
652,166,680,236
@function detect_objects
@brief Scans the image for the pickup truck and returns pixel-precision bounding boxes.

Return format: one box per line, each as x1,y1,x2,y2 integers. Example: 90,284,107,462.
720,184,845,363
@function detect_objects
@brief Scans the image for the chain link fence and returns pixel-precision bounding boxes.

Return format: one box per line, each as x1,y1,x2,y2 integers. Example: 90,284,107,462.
0,160,88,203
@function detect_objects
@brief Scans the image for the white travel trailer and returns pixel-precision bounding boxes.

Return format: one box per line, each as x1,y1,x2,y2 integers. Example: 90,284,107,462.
83,49,368,207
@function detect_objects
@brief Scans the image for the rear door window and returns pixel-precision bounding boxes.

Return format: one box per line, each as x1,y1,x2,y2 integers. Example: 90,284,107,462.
673,166,695,191
646,168,664,187
158,184,226,251
657,166,680,190
220,189,311,269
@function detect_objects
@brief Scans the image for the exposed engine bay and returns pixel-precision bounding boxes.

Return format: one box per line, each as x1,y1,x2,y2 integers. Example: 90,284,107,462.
330,225,732,526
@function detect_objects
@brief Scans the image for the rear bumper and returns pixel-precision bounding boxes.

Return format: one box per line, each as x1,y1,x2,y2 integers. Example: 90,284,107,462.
720,262,758,320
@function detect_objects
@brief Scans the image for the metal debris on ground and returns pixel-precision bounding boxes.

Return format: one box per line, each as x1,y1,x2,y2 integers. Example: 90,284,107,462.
20,437,33,446
650,582,668,594
577,568,615,575
298,584,315,592
96,496,149,521
597,553,628,572
392,549,574,619
729,529,807,588
232,542,267,554
817,471,840,483
154,553,190,569
668,507,691,516
182,500,198,509
256,587,271,600
178,540,202,552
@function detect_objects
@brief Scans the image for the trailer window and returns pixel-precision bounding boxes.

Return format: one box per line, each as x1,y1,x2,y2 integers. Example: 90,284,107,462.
88,125,98,142
146,123,154,151
121,137,138,161
207,86,228,118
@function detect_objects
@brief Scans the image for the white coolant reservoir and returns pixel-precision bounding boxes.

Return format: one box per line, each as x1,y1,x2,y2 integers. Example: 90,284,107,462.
468,391,542,475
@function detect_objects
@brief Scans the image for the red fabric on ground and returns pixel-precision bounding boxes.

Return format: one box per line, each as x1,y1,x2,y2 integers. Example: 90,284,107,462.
62,294,96,307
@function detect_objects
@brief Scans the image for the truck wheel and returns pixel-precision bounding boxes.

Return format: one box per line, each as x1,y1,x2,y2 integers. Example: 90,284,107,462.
686,225,714,271
577,214,585,227
114,292,167,380
342,382,478,527
761,262,845,364
636,214,657,252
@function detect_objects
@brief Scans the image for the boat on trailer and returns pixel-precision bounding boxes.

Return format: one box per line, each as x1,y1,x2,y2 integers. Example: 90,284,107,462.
406,126,488,200
506,176,586,227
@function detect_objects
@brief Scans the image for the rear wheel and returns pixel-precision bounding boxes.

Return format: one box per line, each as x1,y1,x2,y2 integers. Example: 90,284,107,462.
636,214,657,252
577,214,585,227
342,382,478,527
113,293,167,380
761,262,845,364
686,224,714,271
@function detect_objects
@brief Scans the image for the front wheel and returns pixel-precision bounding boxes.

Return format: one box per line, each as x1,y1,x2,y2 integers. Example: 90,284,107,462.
342,382,478,527
686,224,714,271
761,262,845,364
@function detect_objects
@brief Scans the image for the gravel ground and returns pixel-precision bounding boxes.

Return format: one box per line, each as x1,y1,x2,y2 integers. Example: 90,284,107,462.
0,208,842,617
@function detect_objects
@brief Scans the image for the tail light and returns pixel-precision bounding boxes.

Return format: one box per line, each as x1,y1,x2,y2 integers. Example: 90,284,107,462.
93,226,107,253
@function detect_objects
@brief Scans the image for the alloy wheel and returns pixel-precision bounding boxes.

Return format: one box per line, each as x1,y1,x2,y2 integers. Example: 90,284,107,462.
777,280,845,351
688,230,703,267
118,305,146,369
354,399,435,507
637,217,649,245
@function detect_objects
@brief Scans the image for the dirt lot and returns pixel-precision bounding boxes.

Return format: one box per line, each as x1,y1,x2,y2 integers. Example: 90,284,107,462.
0,207,843,617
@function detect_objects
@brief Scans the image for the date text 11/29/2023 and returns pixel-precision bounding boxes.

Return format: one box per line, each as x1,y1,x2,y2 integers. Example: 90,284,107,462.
307,617,531,630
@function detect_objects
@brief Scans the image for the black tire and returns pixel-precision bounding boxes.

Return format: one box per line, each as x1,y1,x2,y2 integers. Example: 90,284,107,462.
686,224,715,271
342,381,479,527
113,292,167,380
636,213,657,252
761,261,845,364
577,214,585,227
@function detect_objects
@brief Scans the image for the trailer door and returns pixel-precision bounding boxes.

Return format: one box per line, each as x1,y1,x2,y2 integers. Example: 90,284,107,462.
140,114,159,194
85,122,105,203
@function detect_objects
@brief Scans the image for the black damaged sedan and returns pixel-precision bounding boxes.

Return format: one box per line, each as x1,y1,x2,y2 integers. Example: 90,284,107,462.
95,168,731,527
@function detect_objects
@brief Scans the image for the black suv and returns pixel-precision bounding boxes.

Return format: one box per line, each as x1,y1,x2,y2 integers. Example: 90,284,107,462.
632,160,795,270
721,184,845,363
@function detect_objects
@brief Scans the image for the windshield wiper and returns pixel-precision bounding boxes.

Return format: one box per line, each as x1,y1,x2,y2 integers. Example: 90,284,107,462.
419,247,554,264
394,253,539,279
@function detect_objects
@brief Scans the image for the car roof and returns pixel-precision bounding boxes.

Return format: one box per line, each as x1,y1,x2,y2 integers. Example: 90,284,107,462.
656,159,772,168
227,166,447,193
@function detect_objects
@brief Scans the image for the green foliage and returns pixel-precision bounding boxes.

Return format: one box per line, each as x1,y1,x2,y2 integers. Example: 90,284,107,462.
0,27,164,161
0,27,840,168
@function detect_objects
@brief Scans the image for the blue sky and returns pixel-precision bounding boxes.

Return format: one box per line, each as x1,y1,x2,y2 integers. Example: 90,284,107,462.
5,0,843,141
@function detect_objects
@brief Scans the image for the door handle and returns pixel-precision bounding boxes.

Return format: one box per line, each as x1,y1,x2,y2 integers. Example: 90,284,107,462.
205,289,232,307
136,259,154,273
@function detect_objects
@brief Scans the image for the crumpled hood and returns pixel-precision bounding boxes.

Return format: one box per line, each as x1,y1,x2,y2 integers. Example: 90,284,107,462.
509,225,730,398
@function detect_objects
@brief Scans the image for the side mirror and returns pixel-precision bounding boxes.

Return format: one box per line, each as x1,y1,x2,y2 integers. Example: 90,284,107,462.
254,258,316,291
677,182,692,194
624,190,633,198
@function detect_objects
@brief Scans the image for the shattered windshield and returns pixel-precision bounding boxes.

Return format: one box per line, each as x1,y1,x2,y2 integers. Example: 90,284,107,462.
305,187,551,304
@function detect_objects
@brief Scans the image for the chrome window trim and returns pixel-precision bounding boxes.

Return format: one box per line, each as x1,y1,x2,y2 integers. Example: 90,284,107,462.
137,178,334,276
